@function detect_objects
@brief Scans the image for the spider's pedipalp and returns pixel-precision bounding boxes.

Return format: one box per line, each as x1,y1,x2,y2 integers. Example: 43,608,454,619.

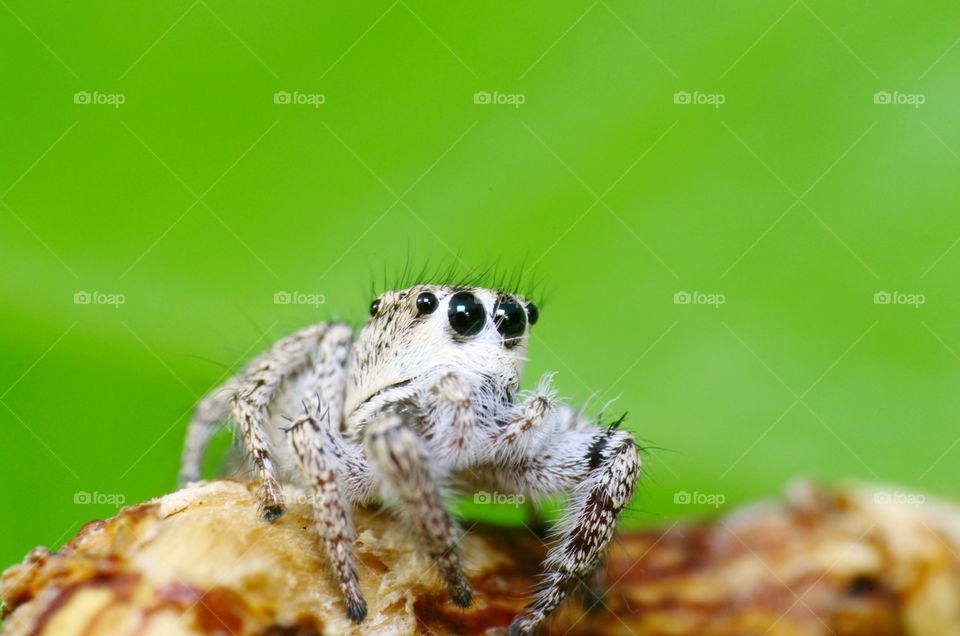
425,371,477,466
491,372,559,460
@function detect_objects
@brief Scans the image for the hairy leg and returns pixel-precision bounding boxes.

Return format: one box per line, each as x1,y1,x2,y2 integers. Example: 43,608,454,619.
179,380,239,485
288,408,368,622
286,321,353,431
364,408,473,607
231,323,351,521
500,422,641,635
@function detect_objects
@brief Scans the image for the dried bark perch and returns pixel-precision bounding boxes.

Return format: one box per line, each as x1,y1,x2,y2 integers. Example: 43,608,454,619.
3,481,960,635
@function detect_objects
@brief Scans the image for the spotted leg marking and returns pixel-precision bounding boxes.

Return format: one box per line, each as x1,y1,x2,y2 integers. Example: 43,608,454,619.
364,408,473,607
288,410,368,623
507,425,640,635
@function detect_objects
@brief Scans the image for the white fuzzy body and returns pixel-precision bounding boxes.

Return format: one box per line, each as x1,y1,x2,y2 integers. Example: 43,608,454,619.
179,284,640,635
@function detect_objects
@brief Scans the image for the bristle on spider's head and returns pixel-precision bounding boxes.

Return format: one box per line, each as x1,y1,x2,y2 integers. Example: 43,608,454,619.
368,257,548,308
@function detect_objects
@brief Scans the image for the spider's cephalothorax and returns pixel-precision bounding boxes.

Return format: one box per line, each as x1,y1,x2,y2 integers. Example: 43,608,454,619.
179,284,640,635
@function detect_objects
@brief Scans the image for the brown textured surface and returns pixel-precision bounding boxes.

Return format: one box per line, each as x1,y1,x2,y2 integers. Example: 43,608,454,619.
3,480,960,635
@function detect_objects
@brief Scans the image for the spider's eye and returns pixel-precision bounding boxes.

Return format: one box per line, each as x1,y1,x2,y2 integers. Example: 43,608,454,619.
370,299,381,317
447,291,485,337
526,302,539,326
494,298,526,339
416,292,438,315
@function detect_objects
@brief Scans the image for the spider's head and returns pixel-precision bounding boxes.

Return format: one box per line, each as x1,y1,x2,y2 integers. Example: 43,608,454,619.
344,285,539,423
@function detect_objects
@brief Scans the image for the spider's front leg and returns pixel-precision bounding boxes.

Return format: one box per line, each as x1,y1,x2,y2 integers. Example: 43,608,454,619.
288,409,368,623
507,422,640,635
364,407,474,607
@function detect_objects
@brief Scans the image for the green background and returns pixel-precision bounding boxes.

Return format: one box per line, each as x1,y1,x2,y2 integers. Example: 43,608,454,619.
2,1,959,571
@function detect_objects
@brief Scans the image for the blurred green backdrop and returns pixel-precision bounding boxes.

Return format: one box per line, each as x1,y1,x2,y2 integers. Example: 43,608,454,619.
2,1,960,570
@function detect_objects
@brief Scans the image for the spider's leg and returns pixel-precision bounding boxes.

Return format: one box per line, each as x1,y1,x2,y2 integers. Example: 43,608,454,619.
179,379,239,485
364,408,473,607
502,420,640,636
231,323,352,521
288,411,368,623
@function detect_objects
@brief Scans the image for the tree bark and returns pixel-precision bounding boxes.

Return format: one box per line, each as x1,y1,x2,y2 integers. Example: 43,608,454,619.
3,480,960,635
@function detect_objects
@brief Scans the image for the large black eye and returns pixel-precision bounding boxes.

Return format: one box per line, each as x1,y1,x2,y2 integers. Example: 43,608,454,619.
416,292,438,315
494,298,526,339
526,302,539,326
370,299,381,316
447,291,486,336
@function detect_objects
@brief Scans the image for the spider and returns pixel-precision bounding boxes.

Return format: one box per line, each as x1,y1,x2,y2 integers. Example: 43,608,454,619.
178,284,641,635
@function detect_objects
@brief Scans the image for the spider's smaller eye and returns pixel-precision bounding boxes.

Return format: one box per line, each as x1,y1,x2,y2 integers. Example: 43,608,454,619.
416,292,438,315
447,291,486,337
526,302,539,326
494,298,526,339
370,299,381,317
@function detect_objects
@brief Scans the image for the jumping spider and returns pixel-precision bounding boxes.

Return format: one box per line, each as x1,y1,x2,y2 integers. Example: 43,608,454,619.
179,284,640,634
